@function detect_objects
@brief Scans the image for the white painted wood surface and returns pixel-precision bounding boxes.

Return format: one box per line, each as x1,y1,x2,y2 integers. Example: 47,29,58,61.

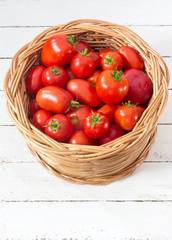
0,0,172,239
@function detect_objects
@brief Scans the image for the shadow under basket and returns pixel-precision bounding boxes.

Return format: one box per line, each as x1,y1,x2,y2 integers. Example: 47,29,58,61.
4,19,169,185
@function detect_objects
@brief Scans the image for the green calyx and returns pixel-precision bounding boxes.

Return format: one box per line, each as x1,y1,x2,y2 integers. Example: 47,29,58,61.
110,67,123,81
67,100,84,112
78,48,92,57
123,101,136,108
67,35,78,45
51,66,60,75
44,119,60,132
88,111,104,130
103,54,114,65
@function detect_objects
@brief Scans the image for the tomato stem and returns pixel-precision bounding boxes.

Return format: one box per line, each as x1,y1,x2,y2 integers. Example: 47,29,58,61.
44,119,60,131
103,54,114,65
88,111,104,130
67,35,78,45
123,101,136,108
51,66,60,75
67,100,84,112
110,68,123,81
78,48,92,57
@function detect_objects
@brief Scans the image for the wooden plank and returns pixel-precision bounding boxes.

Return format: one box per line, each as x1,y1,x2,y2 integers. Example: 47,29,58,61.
0,162,172,201
0,0,171,26
0,202,172,239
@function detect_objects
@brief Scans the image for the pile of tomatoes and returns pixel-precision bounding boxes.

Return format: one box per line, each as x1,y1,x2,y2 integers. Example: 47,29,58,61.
26,34,152,146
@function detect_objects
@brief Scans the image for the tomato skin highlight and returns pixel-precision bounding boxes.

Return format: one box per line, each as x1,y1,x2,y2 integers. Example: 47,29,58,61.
90,52,101,69
99,48,114,58
36,86,73,113
100,51,123,71
28,99,42,118
117,46,144,70
26,66,45,95
42,65,68,88
99,124,125,145
67,79,101,107
98,104,120,123
69,130,93,145
33,110,52,132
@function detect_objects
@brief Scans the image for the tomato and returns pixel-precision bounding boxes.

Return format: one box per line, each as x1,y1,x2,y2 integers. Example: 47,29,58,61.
96,68,129,104
99,124,125,145
66,67,78,81
87,70,102,86
26,66,45,94
135,105,145,119
70,49,95,78
69,130,93,145
33,110,52,132
42,65,67,88
44,114,73,141
73,40,92,53
66,106,92,130
41,34,77,67
67,79,101,107
83,111,110,138
117,46,144,70
100,51,123,71
28,99,42,118
36,86,76,113
114,102,140,131
124,69,152,105
90,52,101,69
99,48,114,58
98,104,120,123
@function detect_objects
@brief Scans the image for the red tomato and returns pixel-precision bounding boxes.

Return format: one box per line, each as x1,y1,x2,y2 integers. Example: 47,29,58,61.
87,70,102,86
73,40,92,53
70,49,95,78
28,99,42,118
99,124,125,145
117,46,144,70
90,52,101,69
96,68,129,104
26,66,45,94
124,69,152,105
41,34,77,67
83,111,110,138
69,130,93,145
66,67,78,81
99,48,114,58
114,102,140,131
44,114,73,141
42,65,67,88
33,110,52,132
98,104,120,123
135,105,145,119
67,79,101,107
66,106,92,130
100,51,123,71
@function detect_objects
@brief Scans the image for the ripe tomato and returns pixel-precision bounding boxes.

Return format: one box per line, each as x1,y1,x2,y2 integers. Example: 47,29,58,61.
28,99,42,118
26,66,45,94
90,52,101,69
100,51,123,71
33,110,52,132
124,69,152,105
70,49,95,78
87,70,102,86
114,102,140,131
69,130,93,145
42,65,67,88
73,40,92,53
99,48,114,58
96,68,129,104
41,34,77,67
44,114,73,141
117,46,144,70
83,111,110,138
66,67,78,81
135,105,145,119
98,104,120,123
99,124,125,145
66,106,92,130
67,79,101,107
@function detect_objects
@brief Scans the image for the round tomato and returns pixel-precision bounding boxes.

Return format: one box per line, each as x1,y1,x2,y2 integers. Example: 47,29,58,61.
114,102,140,131
28,99,42,118
42,65,67,88
90,52,101,69
99,124,125,145
96,68,129,104
73,40,92,53
100,51,123,71
70,49,95,78
41,34,77,67
33,110,52,132
117,46,144,70
26,66,45,94
98,104,120,123
124,69,152,105
69,130,93,145
83,111,110,138
87,70,102,86
99,48,114,58
44,114,73,141
66,106,92,130
66,67,78,81
67,79,101,107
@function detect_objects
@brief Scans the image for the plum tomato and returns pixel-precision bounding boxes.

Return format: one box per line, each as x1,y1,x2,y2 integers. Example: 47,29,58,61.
87,70,102,86
26,66,45,95
96,68,129,104
33,110,52,132
69,130,93,145
99,48,114,58
66,67,78,81
98,104,121,123
100,51,123,71
90,52,101,69
83,111,110,138
28,99,42,118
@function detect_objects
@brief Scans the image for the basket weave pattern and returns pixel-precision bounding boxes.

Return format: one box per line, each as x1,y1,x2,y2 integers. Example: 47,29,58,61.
4,20,169,185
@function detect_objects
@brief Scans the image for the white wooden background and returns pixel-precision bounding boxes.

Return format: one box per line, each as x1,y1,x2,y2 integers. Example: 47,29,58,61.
0,0,172,239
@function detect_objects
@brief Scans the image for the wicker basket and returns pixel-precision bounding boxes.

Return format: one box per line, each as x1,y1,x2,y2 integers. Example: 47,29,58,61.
4,19,169,185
